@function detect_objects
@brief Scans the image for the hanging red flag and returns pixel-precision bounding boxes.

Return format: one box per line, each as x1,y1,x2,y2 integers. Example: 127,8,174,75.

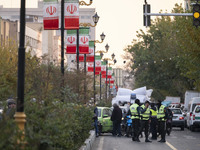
79,27,90,54
66,30,77,54
86,41,95,62
102,74,106,78
87,62,94,72
107,67,112,79
65,0,79,29
95,55,101,72
43,0,59,30
95,72,100,75
101,61,106,75
110,78,115,84
110,73,115,84
76,54,84,62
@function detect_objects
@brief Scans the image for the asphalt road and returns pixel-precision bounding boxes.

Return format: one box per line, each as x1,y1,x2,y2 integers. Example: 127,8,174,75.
92,128,200,150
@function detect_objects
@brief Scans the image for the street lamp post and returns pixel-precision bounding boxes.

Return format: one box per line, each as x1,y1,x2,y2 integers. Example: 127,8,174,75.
14,0,26,135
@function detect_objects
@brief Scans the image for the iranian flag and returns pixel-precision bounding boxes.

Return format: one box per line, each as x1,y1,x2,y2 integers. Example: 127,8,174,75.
65,0,79,29
87,62,94,72
76,54,84,62
43,0,59,30
95,55,101,72
102,74,106,78
86,41,94,62
110,74,115,84
107,67,112,79
79,27,89,54
95,72,100,75
105,80,109,84
66,30,76,54
101,61,106,75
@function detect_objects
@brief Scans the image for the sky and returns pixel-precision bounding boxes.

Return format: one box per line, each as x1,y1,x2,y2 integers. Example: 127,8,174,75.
0,0,184,67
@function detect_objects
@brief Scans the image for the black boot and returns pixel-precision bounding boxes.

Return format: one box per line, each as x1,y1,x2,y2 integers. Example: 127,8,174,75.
145,139,152,142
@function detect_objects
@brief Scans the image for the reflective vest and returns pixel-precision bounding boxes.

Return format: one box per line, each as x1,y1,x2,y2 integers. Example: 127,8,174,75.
157,105,166,121
141,104,150,120
130,103,140,119
150,108,157,117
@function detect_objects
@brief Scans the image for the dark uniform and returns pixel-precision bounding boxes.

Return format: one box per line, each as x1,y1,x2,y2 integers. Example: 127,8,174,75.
157,103,167,143
139,103,152,142
150,104,157,140
129,100,141,142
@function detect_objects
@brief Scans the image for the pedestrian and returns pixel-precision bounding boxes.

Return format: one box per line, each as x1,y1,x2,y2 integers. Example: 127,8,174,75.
157,100,168,143
93,105,99,137
111,103,122,137
139,101,152,142
6,99,16,119
129,99,141,142
150,103,158,140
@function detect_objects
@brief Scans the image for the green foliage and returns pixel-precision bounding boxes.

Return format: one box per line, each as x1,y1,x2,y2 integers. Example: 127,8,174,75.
25,100,93,150
0,114,24,150
97,99,112,107
0,42,96,149
125,4,197,101
0,44,18,101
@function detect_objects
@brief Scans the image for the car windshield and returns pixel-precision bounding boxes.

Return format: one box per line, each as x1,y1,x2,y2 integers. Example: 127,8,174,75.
98,109,101,117
171,109,182,114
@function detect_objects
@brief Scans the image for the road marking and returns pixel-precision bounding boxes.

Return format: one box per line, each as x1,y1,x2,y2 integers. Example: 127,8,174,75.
166,141,177,150
97,137,104,150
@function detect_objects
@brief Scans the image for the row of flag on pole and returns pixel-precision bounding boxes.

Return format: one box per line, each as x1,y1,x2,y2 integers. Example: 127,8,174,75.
43,0,115,84
43,0,79,30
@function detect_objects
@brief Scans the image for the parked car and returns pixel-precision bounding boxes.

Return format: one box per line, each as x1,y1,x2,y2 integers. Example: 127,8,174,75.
170,108,185,130
187,105,200,131
97,107,113,135
186,97,200,129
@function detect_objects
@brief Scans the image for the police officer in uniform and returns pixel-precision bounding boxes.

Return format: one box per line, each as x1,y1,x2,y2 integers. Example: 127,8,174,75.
139,101,152,142
157,101,168,143
150,103,157,140
129,99,141,142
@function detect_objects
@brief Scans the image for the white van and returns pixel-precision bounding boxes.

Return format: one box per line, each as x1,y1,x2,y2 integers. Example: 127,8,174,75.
186,97,200,130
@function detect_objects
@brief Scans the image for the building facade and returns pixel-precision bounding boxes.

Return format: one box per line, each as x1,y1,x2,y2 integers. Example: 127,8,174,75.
0,17,18,46
113,68,134,89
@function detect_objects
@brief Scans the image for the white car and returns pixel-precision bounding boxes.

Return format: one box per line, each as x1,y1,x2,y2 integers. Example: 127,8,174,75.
186,97,200,129
188,105,200,131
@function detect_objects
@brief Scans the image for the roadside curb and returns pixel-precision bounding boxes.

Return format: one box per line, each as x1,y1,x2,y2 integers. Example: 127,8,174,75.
79,130,96,150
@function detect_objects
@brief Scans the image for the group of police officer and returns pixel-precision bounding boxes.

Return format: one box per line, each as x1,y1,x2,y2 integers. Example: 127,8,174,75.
127,99,168,143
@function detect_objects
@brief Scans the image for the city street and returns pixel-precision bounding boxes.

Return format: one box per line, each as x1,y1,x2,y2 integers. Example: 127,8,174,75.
92,128,200,150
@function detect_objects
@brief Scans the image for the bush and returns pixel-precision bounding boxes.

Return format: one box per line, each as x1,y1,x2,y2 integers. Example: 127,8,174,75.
0,114,24,150
24,99,93,150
